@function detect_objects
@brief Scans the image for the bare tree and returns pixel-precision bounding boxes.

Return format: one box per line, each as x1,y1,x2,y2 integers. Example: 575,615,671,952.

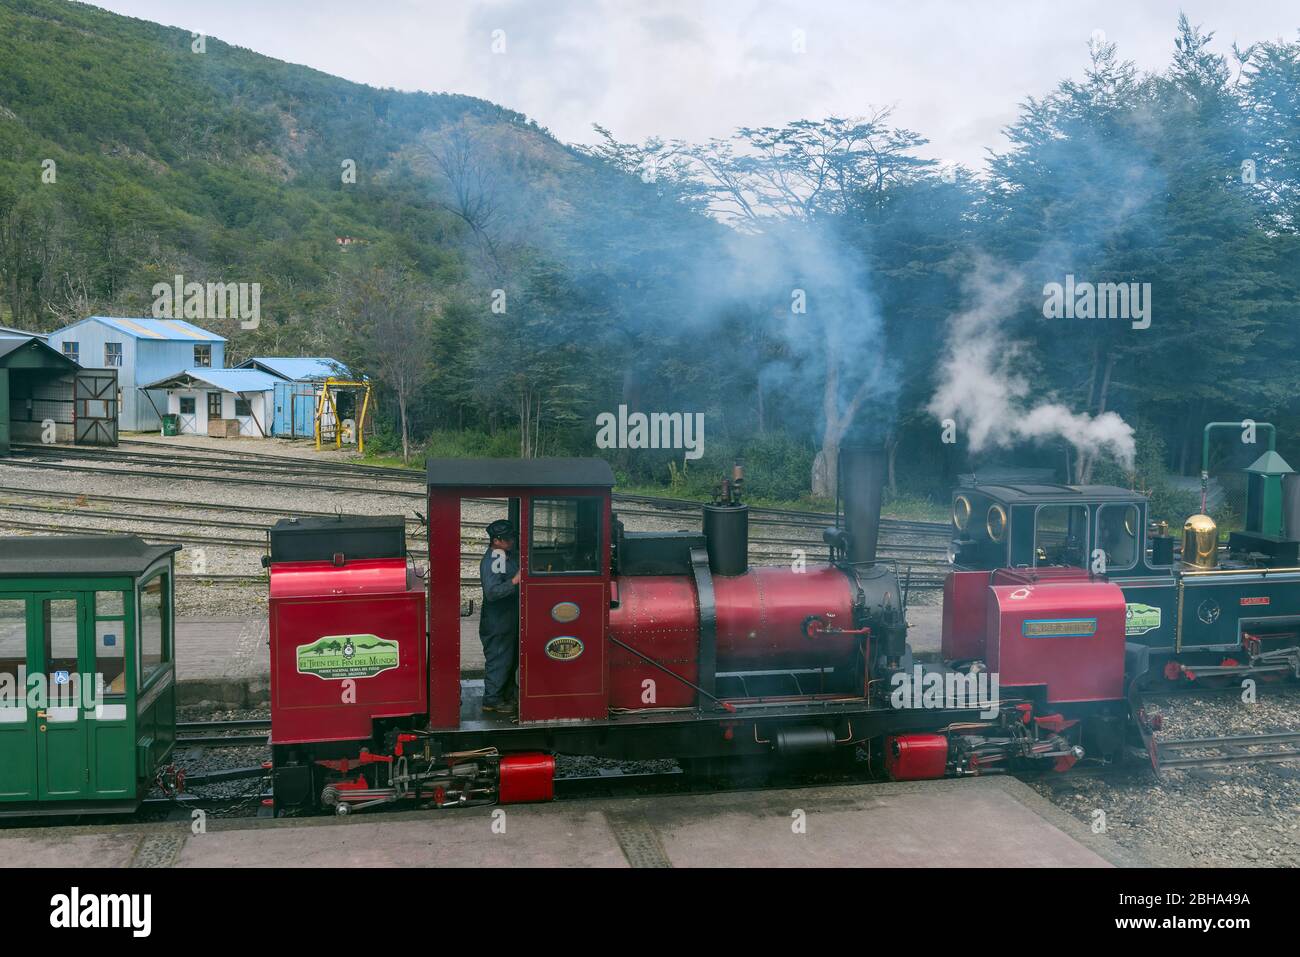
332,264,434,461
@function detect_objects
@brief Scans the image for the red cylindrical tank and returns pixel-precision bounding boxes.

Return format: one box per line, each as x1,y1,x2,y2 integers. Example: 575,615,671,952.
609,565,858,672
885,733,949,781
498,753,555,803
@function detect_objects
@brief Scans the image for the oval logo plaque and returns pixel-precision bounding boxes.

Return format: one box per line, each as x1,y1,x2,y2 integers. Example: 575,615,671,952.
545,636,584,661
551,601,580,623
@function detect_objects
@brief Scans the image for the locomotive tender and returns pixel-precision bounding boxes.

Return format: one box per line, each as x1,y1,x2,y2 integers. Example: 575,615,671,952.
269,449,1136,815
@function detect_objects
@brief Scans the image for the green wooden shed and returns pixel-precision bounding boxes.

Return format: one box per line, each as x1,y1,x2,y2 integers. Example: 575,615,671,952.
0,334,119,453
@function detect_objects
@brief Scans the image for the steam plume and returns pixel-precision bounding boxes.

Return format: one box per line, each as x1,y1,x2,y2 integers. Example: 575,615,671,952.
927,261,1136,472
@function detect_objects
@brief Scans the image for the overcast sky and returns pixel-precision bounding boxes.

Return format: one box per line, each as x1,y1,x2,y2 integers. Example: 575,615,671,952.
90,0,1299,169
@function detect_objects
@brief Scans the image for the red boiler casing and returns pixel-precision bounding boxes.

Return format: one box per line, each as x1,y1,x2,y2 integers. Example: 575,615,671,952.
270,557,427,744
985,579,1126,704
607,565,859,709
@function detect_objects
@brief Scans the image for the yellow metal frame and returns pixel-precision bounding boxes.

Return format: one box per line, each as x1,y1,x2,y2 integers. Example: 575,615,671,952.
314,378,372,455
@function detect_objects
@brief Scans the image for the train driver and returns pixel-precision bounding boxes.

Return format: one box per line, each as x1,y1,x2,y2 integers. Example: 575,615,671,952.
479,519,521,715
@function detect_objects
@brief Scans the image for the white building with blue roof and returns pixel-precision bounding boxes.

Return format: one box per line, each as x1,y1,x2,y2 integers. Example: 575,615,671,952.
138,368,279,437
46,317,225,431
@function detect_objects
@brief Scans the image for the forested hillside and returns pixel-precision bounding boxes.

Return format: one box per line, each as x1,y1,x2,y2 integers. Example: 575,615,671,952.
2,1,1300,513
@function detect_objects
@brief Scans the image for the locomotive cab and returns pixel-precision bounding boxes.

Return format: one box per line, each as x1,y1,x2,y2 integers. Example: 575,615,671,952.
426,458,614,726
949,484,1162,576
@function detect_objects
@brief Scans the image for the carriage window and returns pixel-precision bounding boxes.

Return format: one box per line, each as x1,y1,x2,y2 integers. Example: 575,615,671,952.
139,574,169,687
0,599,26,712
95,591,127,697
43,600,79,708
529,497,601,575
1034,505,1089,567
1097,504,1139,572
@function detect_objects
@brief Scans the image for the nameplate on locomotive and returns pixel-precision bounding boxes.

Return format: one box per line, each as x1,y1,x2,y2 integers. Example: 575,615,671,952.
1021,618,1098,638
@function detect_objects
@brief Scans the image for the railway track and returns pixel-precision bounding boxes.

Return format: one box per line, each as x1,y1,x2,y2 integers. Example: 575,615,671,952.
0,445,954,590
1155,730,1300,770
9,442,951,537
177,718,270,749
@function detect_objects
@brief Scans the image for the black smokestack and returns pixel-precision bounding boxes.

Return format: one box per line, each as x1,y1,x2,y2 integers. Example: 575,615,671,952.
841,447,885,563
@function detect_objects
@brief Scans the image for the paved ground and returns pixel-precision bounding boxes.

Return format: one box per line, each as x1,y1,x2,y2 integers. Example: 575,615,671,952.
176,607,941,707
0,776,1137,868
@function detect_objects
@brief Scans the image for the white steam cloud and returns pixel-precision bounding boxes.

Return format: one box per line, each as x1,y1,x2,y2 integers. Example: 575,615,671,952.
928,261,1136,472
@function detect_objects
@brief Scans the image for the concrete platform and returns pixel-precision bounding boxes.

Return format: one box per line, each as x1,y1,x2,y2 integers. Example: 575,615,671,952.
0,776,1138,868
176,607,944,708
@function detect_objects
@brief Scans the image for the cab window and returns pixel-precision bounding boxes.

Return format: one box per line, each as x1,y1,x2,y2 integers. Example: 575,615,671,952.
529,497,601,575
1034,505,1089,567
1097,504,1140,571
138,573,170,687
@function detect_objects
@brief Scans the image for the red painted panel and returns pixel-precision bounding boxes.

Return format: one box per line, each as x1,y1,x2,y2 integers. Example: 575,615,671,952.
941,570,991,661
520,580,608,720
270,558,410,598
516,490,612,722
986,580,1126,704
426,491,463,729
992,566,1094,587
608,575,699,709
270,586,426,745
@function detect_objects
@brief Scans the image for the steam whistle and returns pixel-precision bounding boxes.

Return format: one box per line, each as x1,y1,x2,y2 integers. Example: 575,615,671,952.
714,464,745,507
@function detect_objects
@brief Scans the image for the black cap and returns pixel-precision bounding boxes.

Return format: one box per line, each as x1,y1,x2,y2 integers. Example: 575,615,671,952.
487,519,517,541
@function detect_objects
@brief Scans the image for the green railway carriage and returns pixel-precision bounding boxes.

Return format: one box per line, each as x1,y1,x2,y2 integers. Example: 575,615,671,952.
0,536,180,816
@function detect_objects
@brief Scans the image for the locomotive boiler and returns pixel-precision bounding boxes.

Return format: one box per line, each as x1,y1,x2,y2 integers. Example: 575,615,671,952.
607,448,907,709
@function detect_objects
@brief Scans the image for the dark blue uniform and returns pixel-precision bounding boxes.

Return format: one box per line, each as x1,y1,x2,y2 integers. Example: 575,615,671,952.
479,545,519,706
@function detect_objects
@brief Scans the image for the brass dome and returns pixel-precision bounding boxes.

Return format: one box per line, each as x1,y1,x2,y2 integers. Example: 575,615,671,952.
1182,514,1218,569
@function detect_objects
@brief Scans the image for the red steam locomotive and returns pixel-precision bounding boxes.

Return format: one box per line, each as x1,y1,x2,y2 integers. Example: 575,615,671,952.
267,450,1133,814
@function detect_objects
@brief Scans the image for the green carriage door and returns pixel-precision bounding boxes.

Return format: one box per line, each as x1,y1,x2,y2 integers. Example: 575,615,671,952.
0,597,34,799
35,595,89,799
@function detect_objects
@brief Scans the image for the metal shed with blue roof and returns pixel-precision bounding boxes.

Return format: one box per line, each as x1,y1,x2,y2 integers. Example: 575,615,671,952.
235,356,350,438
45,317,226,431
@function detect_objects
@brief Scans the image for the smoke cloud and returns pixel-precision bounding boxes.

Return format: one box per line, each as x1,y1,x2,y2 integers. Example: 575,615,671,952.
927,260,1136,471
